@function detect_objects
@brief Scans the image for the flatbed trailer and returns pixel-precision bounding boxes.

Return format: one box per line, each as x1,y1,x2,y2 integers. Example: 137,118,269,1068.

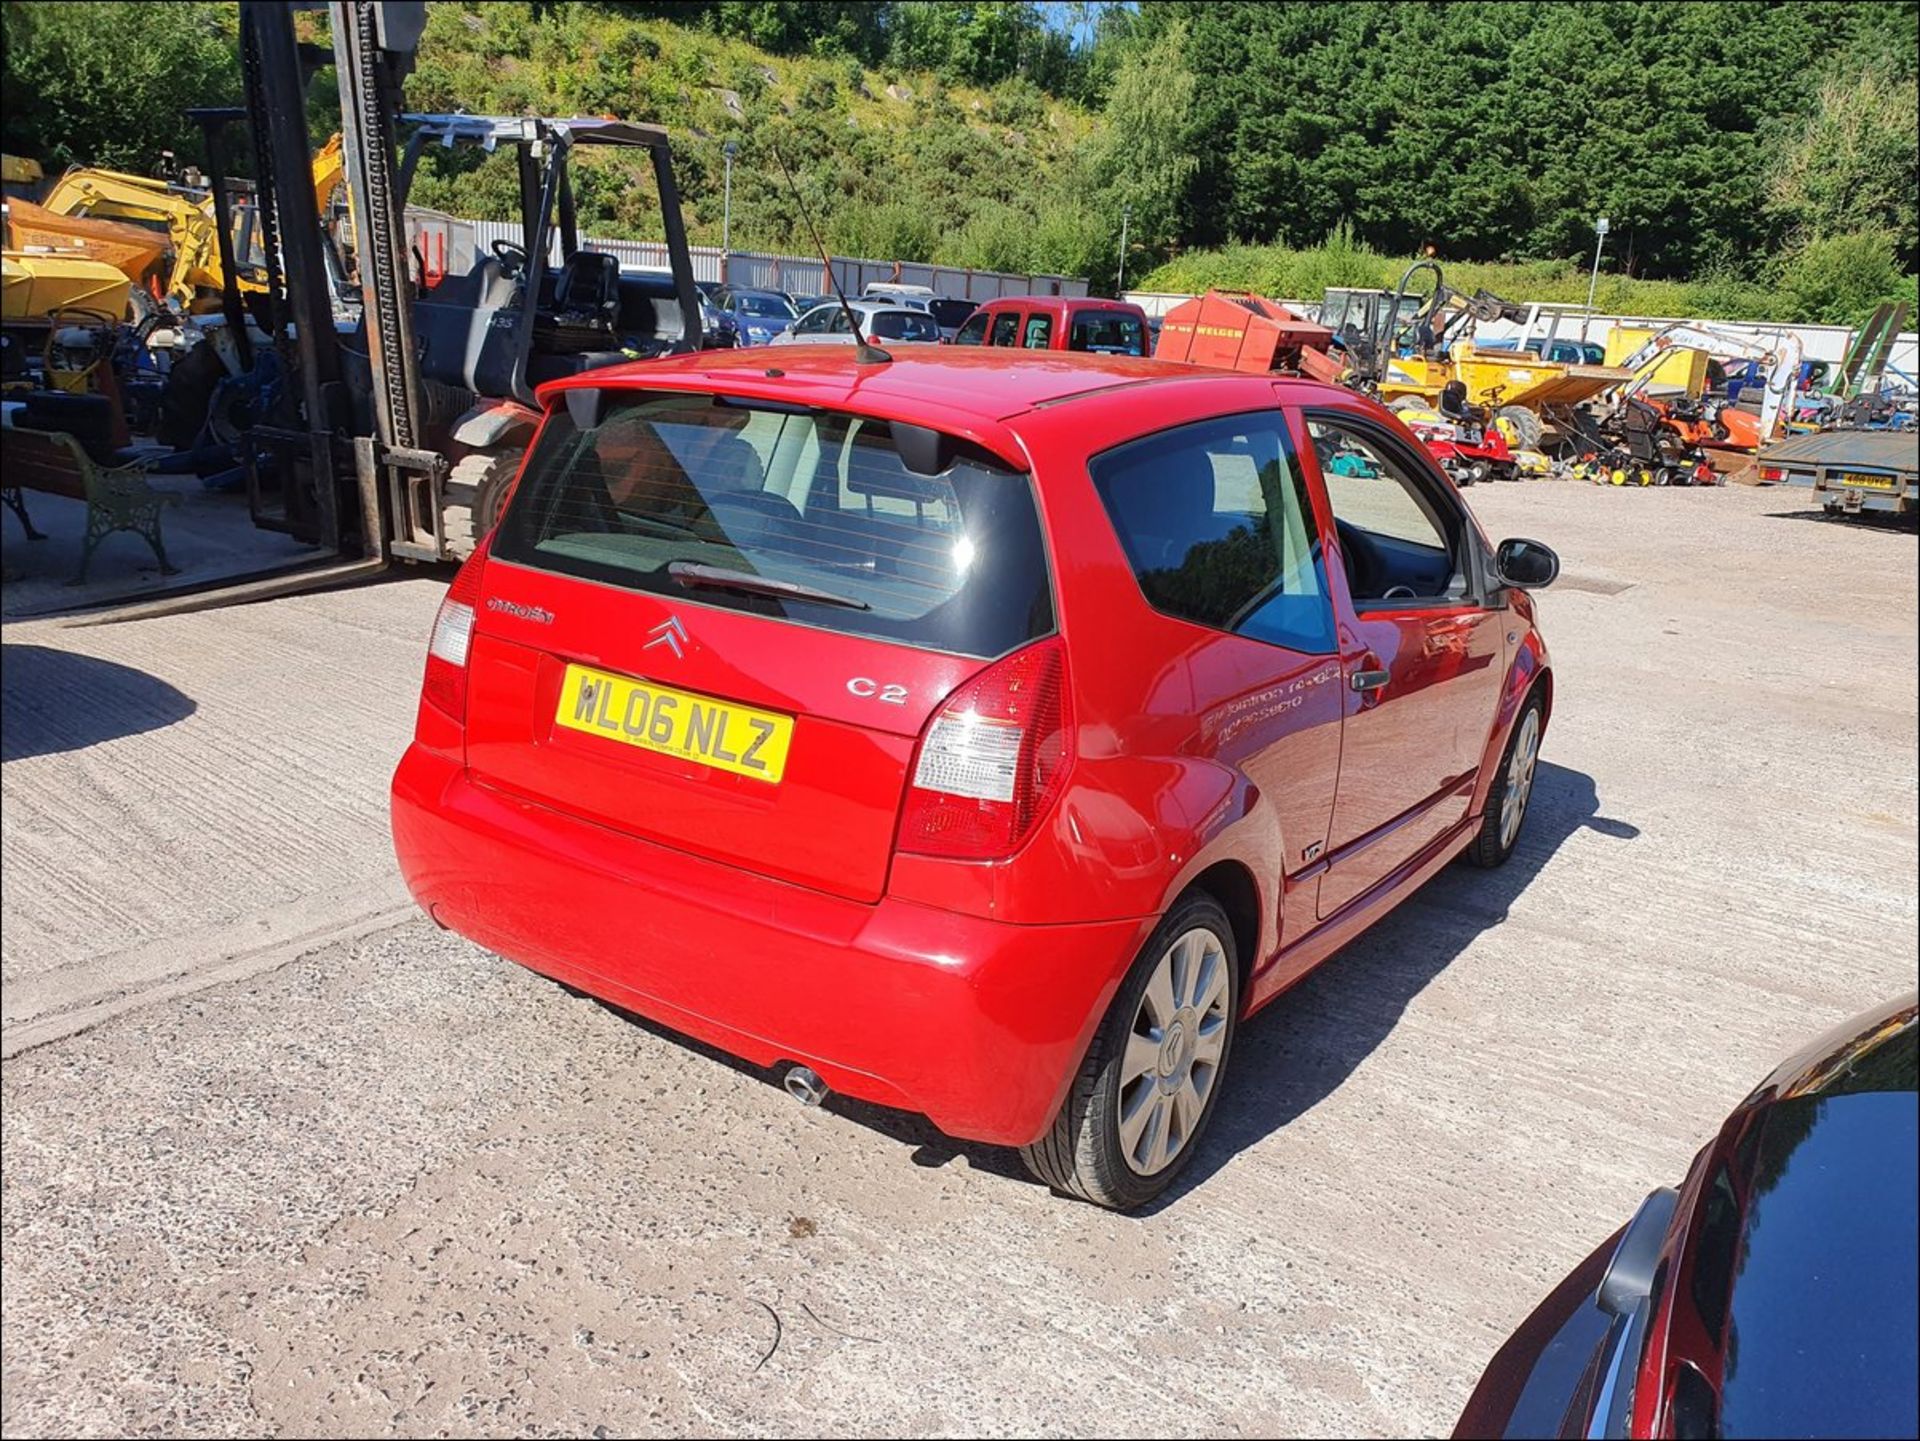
1760,429,1919,518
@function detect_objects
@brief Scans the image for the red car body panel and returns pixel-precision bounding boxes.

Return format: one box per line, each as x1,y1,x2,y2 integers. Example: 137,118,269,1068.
391,346,1551,1146
958,295,1154,354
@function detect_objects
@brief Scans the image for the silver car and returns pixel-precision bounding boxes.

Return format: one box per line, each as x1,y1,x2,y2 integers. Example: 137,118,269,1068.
770,299,942,346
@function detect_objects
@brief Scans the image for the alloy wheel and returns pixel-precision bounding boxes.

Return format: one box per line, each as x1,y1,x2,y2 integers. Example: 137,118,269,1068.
1117,926,1231,1176
1499,708,1542,850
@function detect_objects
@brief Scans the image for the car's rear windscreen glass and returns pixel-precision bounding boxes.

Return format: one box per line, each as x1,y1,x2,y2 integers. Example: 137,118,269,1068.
1070,311,1146,356
492,394,1054,658
870,310,940,342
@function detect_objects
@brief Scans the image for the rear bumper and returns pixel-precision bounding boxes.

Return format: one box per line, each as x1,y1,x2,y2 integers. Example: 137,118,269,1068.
390,744,1153,1145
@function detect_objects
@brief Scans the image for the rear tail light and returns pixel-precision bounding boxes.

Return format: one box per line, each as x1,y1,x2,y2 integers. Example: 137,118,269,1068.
421,541,489,723
1759,465,1784,482
898,637,1071,860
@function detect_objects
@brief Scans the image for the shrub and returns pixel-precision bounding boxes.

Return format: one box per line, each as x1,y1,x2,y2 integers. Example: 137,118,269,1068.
1770,231,1913,326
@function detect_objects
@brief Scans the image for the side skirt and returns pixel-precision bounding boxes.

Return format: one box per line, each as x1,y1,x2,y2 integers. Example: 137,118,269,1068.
1247,810,1478,1012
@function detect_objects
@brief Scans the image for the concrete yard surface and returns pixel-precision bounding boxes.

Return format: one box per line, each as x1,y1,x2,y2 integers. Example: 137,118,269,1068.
1,575,443,1051
2,481,1915,1437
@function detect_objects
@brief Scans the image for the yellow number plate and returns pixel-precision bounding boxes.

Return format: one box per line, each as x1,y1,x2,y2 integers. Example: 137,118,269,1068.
555,664,792,783
1840,472,1895,490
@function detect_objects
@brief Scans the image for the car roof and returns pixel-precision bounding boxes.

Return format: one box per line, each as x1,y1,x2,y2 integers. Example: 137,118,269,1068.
974,296,1145,316
801,298,925,316
542,344,1344,426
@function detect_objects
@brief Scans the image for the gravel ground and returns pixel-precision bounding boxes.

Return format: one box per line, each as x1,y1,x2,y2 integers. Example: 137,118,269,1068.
2,480,1914,1438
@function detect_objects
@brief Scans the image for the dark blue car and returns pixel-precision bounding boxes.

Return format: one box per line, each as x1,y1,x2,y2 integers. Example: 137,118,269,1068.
711,286,800,347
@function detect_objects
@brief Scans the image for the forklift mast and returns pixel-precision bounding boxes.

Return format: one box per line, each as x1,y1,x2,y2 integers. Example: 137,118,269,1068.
331,1,425,459
327,0,451,563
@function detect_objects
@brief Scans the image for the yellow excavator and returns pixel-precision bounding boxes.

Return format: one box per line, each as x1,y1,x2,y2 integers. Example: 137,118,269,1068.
5,135,347,315
3,154,139,324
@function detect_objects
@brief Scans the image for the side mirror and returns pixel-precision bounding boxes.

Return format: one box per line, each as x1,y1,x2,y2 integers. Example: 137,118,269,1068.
1494,537,1559,590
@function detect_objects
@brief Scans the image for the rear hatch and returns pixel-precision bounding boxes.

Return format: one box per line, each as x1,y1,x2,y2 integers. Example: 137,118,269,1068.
469,388,1054,902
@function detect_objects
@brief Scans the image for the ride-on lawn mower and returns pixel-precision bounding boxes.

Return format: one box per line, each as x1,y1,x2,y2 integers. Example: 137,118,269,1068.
1396,380,1517,485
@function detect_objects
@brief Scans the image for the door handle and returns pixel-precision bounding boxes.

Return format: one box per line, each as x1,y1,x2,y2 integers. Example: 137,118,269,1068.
1351,668,1390,693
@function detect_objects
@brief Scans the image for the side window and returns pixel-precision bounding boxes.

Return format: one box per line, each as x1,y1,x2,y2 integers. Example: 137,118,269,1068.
1088,413,1334,655
1307,416,1467,604
953,312,989,346
828,308,853,334
1022,314,1053,349
989,312,1021,347
793,307,830,335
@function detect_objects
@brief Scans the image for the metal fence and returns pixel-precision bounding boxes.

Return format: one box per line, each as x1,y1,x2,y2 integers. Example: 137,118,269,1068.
468,220,1085,300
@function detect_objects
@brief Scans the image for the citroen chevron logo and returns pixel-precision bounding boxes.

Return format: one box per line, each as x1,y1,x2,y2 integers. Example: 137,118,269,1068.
644,615,687,658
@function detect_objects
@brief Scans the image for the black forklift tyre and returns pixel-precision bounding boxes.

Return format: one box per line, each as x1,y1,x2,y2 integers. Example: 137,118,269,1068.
441,447,524,560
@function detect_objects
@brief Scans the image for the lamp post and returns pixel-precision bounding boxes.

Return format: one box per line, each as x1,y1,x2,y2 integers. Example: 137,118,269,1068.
1582,215,1610,341
721,139,738,280
1117,203,1132,295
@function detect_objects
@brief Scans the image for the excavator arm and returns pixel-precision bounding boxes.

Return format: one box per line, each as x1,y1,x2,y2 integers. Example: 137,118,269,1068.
309,132,347,219
38,168,225,307
1614,322,1804,442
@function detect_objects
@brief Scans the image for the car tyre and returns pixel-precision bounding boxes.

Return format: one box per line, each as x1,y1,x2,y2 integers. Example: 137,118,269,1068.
1020,891,1240,1210
1465,691,1545,868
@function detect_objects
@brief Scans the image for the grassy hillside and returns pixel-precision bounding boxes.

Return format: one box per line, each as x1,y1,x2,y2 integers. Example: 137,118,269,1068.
399,3,1107,276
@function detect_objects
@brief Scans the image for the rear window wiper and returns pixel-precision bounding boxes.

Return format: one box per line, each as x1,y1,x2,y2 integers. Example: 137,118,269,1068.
666,560,871,611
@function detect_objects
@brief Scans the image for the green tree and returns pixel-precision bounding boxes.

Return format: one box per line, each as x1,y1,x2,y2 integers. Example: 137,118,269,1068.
1766,64,1919,269
1,0,241,172
1078,19,1197,258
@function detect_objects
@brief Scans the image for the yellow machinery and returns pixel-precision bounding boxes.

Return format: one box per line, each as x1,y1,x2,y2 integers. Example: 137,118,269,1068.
1,250,133,323
2,152,45,196
1333,266,1628,450
1378,341,1629,411
1604,326,1710,394
29,136,347,311
37,165,248,308
1378,342,1629,451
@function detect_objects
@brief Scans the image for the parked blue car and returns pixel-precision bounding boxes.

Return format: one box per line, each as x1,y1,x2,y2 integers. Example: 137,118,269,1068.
710,286,801,346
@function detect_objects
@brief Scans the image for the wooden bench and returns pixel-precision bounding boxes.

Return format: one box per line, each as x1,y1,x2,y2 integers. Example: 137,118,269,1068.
2,426,178,582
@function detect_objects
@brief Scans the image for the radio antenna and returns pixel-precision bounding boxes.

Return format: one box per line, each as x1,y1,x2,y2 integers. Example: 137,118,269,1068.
770,143,890,366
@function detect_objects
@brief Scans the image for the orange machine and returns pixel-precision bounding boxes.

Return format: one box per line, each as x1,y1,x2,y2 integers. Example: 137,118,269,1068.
1153,290,1340,379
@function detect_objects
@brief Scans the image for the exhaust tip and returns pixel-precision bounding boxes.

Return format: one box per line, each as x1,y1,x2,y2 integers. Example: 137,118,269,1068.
783,1065,829,1107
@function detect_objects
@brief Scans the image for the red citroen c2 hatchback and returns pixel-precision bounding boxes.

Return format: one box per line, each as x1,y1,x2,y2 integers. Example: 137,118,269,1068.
392,344,1559,1209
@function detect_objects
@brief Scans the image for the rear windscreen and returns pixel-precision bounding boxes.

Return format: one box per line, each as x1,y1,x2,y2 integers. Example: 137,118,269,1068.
1070,311,1146,356
870,311,940,343
492,394,1054,659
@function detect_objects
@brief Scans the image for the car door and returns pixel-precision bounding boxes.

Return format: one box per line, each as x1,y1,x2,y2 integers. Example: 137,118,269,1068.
1086,408,1345,944
783,305,834,342
1300,408,1505,918
988,311,1021,347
